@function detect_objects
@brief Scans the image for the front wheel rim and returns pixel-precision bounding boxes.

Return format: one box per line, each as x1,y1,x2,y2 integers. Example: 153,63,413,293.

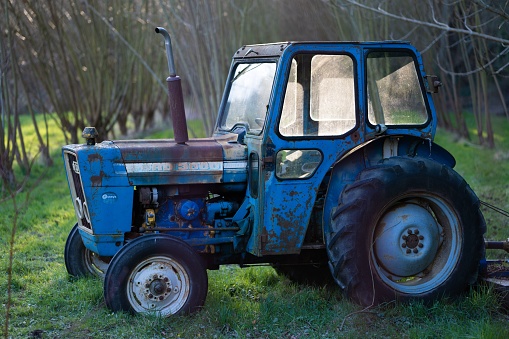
372,195,462,295
84,250,109,279
127,256,190,316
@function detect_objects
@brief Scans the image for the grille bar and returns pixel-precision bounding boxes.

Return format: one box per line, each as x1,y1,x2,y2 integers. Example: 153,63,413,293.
65,152,92,230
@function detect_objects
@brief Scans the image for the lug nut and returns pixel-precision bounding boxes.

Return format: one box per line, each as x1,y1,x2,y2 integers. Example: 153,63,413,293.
413,248,418,253
419,235,424,240
159,296,164,301
406,249,411,254
414,230,419,235
402,235,408,240
419,243,424,248
402,243,407,248
408,230,413,234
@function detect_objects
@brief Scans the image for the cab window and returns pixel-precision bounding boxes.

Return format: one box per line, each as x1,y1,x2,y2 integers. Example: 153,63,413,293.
367,51,427,126
279,54,356,137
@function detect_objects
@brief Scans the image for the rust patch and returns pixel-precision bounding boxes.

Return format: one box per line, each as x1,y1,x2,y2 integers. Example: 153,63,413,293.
351,131,360,143
88,153,102,162
116,138,224,163
91,171,106,187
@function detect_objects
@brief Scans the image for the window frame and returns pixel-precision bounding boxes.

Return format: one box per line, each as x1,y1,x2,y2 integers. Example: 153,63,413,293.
276,52,359,140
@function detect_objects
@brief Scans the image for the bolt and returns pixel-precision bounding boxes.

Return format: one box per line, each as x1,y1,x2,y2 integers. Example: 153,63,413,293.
145,284,150,288
402,243,407,248
148,294,154,299
164,277,169,282
153,274,159,280
167,288,172,293
418,243,424,248
414,230,420,235
159,296,164,301
407,229,413,234
406,249,411,254
413,248,418,253
419,235,424,240
402,235,408,240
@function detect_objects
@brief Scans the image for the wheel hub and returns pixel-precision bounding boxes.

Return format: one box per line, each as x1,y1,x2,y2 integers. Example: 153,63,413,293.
374,203,442,277
129,260,185,312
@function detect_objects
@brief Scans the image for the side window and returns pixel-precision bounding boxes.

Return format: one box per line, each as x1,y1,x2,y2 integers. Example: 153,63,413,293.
279,59,303,135
276,149,322,179
279,54,356,137
367,52,427,125
310,55,356,135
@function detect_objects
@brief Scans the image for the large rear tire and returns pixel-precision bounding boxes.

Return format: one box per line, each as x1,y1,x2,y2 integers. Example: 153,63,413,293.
326,157,485,306
64,223,110,279
104,234,208,317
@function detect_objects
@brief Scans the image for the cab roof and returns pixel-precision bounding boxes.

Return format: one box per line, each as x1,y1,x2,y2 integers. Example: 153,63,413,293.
233,41,413,59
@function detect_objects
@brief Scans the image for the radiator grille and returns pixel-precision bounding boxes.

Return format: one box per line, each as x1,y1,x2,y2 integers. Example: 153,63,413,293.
65,152,92,230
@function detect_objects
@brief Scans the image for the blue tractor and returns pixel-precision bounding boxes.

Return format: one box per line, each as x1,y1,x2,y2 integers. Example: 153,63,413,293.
63,27,489,316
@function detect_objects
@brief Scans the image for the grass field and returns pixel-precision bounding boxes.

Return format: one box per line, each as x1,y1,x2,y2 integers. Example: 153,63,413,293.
2,114,509,338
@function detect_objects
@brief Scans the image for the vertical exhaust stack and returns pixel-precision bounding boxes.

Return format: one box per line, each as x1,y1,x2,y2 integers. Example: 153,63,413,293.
155,27,189,144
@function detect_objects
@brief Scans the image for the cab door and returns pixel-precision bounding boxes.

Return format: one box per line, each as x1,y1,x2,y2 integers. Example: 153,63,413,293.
246,46,364,256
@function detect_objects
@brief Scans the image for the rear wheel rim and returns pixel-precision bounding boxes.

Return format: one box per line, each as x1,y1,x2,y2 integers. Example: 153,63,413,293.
372,195,461,294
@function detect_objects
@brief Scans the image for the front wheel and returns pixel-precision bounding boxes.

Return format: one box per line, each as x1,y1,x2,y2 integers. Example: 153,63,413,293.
64,223,110,279
104,234,208,317
326,157,485,306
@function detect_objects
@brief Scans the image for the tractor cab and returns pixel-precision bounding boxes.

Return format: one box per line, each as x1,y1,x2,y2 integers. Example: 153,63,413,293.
214,41,444,257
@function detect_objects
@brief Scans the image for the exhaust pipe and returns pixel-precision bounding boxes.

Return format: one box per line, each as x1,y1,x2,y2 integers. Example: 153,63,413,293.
155,27,189,144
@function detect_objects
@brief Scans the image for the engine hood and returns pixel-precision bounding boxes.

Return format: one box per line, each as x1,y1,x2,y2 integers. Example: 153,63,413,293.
115,133,247,185
63,133,247,187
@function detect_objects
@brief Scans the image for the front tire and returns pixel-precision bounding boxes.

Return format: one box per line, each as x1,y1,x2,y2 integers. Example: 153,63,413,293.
326,157,485,306
104,234,208,317
64,223,110,279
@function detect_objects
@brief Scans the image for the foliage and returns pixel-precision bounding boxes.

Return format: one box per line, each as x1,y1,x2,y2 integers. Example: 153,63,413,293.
435,113,509,243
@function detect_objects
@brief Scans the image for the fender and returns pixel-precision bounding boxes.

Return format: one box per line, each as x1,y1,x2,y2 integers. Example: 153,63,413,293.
322,136,457,237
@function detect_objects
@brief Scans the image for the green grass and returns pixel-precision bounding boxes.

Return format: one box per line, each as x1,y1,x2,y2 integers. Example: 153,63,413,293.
2,114,509,338
434,114,509,242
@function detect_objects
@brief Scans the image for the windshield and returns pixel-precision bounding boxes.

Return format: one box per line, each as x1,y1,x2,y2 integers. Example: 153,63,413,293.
219,62,277,132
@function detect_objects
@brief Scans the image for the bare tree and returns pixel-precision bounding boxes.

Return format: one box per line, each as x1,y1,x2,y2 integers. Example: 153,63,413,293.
335,0,509,147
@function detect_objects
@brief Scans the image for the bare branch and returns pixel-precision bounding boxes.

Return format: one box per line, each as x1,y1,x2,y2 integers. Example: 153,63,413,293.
344,0,509,45
82,0,165,91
